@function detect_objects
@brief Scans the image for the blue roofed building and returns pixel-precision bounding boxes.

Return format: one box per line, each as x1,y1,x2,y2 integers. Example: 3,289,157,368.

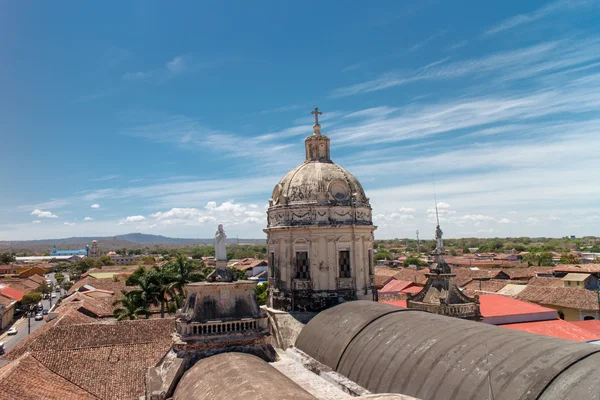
50,244,89,257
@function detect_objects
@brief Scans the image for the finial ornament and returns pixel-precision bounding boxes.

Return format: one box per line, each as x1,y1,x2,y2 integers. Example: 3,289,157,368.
311,107,323,135
311,107,322,125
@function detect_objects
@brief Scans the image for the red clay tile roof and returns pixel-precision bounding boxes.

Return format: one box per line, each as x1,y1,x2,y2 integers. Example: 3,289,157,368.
374,266,400,277
392,268,429,285
4,318,175,400
499,319,600,342
379,280,414,294
401,286,423,294
452,268,501,287
554,264,600,273
27,274,46,285
462,279,509,296
0,353,98,400
527,276,564,287
373,275,395,289
0,286,25,301
516,286,600,311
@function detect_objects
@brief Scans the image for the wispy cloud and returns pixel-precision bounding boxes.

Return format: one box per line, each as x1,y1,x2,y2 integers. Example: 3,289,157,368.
330,37,600,97
342,62,367,72
409,30,446,52
446,40,468,51
91,175,119,182
123,55,211,81
258,104,303,115
485,0,592,36
84,217,94,221
90,204,100,209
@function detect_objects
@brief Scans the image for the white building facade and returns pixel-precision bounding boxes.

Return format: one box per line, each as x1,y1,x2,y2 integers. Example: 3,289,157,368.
265,110,376,311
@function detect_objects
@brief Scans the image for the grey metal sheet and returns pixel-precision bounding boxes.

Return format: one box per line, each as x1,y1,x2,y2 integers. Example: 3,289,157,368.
539,351,600,400
295,300,416,370
336,311,600,400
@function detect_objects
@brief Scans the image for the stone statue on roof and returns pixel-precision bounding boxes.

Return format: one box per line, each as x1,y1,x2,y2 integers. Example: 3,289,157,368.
215,224,227,261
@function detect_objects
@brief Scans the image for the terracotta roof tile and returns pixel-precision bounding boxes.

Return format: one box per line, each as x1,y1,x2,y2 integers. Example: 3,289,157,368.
462,279,508,296
527,277,564,287
516,286,600,311
392,268,429,285
554,264,600,273
373,275,394,289
0,353,98,400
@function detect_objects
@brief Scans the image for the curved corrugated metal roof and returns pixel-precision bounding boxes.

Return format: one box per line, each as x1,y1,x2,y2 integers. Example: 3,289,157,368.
173,352,316,400
295,301,416,370
297,300,600,400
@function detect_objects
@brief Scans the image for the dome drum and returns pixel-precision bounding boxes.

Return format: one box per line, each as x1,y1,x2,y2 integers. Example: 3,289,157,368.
267,205,372,228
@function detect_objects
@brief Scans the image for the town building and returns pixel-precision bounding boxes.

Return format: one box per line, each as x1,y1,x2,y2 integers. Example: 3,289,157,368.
50,244,89,257
265,109,376,311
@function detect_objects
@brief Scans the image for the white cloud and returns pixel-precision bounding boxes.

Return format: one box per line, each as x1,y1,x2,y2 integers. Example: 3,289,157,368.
31,209,58,218
119,215,146,224
84,217,94,221
63,222,76,226
484,0,591,36
166,56,186,74
549,215,561,221
91,204,100,209
458,214,495,222
32,220,41,224
526,217,540,224
498,218,511,224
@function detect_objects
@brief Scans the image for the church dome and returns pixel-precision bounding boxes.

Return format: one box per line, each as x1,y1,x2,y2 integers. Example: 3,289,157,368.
267,109,372,228
273,161,368,206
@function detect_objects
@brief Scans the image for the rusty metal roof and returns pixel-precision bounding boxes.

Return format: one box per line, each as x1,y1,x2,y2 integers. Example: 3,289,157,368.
295,300,416,370
298,301,600,400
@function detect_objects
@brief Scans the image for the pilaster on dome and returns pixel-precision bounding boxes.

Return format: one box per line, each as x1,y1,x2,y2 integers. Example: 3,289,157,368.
305,107,331,162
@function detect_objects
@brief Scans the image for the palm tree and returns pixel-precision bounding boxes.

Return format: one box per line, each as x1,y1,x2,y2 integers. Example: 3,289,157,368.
151,265,179,318
127,269,160,319
113,290,146,321
170,255,205,296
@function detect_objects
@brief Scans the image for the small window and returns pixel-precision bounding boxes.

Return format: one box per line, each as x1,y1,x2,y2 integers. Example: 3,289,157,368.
295,252,310,280
339,250,351,278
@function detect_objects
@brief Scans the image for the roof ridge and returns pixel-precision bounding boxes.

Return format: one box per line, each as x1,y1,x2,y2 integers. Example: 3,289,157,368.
28,352,101,399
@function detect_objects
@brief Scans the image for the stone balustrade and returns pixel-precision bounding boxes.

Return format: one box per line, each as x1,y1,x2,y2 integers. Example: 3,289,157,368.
177,317,268,337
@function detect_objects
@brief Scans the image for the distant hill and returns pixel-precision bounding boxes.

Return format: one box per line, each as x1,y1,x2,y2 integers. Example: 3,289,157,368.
0,233,265,254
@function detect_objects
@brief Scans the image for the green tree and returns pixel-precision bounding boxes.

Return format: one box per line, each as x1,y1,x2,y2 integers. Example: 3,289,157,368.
55,273,65,285
403,257,428,268
254,283,268,306
374,250,392,261
559,253,580,264
21,292,42,306
113,290,146,321
0,253,16,263
150,266,177,319
38,282,52,295
126,267,160,319
537,251,554,266
99,256,115,266
229,267,248,281
168,255,207,297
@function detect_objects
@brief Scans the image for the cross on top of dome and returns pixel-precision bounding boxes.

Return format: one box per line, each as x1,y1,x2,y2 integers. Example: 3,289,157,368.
311,107,323,135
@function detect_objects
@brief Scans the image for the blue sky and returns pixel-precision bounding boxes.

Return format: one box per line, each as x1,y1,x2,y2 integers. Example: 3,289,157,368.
1,0,600,240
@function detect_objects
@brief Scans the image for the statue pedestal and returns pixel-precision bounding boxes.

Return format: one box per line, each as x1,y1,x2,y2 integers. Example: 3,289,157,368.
207,259,235,282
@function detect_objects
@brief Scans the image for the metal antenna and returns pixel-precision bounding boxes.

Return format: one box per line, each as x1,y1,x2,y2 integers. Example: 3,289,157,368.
432,176,440,226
